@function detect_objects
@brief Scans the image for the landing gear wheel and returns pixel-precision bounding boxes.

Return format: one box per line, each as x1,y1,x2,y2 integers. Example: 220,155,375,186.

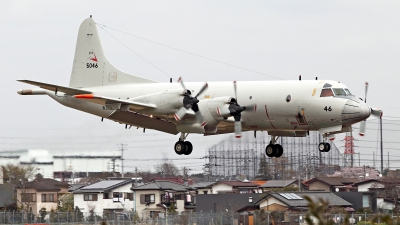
184,141,193,155
174,141,186,155
325,143,331,152
265,144,277,157
275,144,283,158
318,142,329,152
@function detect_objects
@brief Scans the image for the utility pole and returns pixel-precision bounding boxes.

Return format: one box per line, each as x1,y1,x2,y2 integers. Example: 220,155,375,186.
118,144,127,177
183,167,191,186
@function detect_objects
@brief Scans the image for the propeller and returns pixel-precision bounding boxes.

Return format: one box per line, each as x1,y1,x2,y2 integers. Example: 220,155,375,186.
229,81,248,138
174,77,208,126
359,82,382,136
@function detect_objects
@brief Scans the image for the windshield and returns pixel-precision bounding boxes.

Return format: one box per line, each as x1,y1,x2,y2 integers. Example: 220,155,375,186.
333,88,346,96
320,88,334,97
344,88,353,96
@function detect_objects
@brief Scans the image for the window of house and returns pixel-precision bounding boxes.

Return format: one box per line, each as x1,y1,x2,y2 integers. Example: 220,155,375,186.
113,192,123,202
103,193,109,199
41,194,47,202
21,193,36,202
140,194,155,204
126,193,133,201
362,195,370,207
203,191,208,194
49,194,55,202
84,194,98,201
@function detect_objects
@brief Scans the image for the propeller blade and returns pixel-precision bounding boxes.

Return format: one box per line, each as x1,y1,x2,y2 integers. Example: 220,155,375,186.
234,121,242,138
358,120,366,136
364,82,369,103
194,83,208,98
233,81,238,102
174,107,187,121
178,77,188,93
371,108,382,117
243,104,257,112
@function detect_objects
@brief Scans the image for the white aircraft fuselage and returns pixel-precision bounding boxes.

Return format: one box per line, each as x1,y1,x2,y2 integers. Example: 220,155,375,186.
17,16,373,157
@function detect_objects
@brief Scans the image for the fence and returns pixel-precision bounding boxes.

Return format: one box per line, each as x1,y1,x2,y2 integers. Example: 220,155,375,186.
0,211,398,225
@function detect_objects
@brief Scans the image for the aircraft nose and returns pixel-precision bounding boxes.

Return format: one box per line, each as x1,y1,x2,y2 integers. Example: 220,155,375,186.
341,98,371,125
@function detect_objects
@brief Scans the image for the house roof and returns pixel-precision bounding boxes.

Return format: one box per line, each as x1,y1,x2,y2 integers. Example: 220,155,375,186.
20,178,70,192
151,177,195,185
261,180,297,188
208,180,259,188
190,181,216,189
251,180,267,186
132,180,189,192
305,177,361,186
73,180,132,193
256,192,352,208
68,184,85,192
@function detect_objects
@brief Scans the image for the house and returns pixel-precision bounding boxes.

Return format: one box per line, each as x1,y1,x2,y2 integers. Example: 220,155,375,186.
304,177,361,192
16,178,70,215
73,179,134,214
190,181,215,195
260,179,299,190
151,177,195,186
253,192,353,224
131,180,193,219
208,180,260,194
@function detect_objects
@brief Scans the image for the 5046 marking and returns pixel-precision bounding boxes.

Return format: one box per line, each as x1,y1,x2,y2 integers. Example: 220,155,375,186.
86,63,98,68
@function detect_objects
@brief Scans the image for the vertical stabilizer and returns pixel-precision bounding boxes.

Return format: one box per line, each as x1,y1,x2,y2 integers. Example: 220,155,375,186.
69,17,156,88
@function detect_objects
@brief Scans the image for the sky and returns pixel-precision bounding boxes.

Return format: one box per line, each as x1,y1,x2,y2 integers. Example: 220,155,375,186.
1,1,400,175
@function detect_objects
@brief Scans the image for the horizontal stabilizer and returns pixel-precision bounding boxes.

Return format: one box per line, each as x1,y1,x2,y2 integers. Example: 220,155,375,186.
74,94,156,111
18,80,91,95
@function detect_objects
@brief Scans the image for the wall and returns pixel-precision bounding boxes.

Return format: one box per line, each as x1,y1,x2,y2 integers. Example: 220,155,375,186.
196,193,262,213
134,190,162,215
211,183,233,194
308,181,330,191
358,182,384,192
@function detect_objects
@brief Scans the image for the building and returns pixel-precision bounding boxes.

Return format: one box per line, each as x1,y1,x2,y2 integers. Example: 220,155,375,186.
16,178,70,215
208,180,260,194
131,180,194,219
73,179,134,214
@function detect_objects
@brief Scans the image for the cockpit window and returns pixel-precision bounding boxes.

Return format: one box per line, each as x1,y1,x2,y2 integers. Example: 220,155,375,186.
333,88,346,96
320,88,334,97
344,88,352,96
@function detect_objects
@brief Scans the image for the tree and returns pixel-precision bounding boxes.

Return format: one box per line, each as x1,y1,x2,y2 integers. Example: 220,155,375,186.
256,154,272,180
58,193,74,212
1,163,37,211
381,170,400,213
154,162,180,177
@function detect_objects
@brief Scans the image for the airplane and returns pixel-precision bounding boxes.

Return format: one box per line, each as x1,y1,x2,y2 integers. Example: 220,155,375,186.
17,16,382,157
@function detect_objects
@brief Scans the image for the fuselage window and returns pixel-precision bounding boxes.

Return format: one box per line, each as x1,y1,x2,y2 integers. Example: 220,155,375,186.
333,88,346,96
344,88,352,96
320,88,334,97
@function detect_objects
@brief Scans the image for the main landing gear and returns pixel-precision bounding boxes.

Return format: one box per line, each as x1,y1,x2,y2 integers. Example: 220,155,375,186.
174,133,193,155
318,134,331,152
265,136,283,158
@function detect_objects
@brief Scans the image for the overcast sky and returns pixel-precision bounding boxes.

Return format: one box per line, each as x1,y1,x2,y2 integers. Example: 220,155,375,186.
1,1,399,175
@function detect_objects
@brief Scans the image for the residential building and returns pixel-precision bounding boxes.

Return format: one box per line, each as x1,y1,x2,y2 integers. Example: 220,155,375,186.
260,179,299,191
16,178,70,214
208,180,260,194
190,181,215,195
305,177,360,192
73,179,134,214
131,180,193,219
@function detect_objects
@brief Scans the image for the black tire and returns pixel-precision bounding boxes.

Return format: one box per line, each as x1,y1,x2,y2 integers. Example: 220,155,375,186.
275,144,283,158
325,143,331,152
174,141,186,155
184,141,193,155
265,144,277,157
318,143,326,152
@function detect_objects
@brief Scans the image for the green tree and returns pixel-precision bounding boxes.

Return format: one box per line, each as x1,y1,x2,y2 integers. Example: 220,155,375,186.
256,154,272,180
58,193,74,212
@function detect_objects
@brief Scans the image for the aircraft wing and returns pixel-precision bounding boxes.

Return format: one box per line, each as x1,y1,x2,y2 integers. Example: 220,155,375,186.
74,94,156,111
17,80,92,95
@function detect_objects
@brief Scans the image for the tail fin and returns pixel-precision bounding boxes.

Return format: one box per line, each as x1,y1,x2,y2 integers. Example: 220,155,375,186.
69,16,156,88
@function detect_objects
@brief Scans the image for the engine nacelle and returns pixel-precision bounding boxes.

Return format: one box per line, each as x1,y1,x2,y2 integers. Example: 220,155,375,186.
130,89,184,115
205,96,233,120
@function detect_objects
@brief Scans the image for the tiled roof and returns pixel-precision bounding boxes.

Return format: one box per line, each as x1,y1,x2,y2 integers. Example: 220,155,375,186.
261,180,297,188
210,180,259,188
73,180,132,193
190,181,216,189
21,178,69,191
68,184,85,192
251,180,267,186
257,192,352,207
152,177,195,185
132,180,189,192
306,177,361,186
